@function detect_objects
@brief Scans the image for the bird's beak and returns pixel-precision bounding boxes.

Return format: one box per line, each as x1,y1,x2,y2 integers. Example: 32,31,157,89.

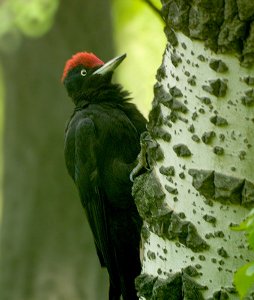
92,53,126,76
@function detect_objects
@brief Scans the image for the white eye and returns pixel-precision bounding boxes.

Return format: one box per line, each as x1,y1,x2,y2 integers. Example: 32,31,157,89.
81,69,87,76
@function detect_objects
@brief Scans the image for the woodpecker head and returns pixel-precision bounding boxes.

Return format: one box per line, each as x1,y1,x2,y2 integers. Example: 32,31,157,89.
62,52,126,100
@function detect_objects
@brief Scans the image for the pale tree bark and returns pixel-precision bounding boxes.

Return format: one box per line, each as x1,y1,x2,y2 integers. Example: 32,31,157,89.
0,0,114,299
134,1,254,299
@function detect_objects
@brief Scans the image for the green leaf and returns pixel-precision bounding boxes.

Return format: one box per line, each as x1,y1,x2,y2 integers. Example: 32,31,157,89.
248,228,254,249
234,262,254,299
231,209,254,231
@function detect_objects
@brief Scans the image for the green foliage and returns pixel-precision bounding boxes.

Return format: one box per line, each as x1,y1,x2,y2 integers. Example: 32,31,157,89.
235,262,254,299
11,0,59,37
0,0,59,53
112,0,165,116
232,209,254,298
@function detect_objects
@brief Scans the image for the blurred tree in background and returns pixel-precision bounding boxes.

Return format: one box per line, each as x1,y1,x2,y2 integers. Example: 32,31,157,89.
0,0,164,299
0,0,113,299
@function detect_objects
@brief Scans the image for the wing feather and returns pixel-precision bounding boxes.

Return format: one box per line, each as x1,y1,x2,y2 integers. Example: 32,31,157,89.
74,118,119,287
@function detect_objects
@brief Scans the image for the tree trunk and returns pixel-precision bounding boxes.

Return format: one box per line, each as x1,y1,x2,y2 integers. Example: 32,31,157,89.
134,1,254,299
0,1,114,299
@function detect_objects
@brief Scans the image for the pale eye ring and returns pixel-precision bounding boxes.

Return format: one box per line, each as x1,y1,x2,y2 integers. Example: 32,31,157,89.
81,69,87,76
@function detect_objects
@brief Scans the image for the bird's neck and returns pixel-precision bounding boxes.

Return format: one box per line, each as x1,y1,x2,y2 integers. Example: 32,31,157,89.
73,82,130,107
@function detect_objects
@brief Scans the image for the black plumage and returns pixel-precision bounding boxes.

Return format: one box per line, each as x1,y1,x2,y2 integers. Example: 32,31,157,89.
62,53,147,300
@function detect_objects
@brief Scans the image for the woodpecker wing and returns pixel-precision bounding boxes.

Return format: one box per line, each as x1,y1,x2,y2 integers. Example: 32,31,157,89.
73,118,118,284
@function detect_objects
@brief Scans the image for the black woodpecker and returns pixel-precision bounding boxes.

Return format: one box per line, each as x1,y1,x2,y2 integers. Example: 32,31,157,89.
62,52,147,300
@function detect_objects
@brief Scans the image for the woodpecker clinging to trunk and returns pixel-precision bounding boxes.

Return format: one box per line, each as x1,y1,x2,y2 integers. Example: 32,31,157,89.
62,52,147,300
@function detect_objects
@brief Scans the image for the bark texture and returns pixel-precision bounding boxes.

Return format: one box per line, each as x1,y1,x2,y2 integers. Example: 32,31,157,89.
162,0,254,67
0,1,114,299
134,1,254,299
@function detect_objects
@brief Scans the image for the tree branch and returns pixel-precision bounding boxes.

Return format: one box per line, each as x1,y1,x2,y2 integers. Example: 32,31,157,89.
142,0,163,20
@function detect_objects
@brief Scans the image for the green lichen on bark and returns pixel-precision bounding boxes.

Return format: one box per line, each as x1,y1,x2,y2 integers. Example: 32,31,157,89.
189,0,224,51
162,0,191,36
171,52,182,67
202,79,227,97
150,126,172,142
170,86,183,98
183,265,200,277
192,134,201,143
162,98,188,113
201,131,216,144
135,273,157,300
132,171,166,220
213,146,224,155
196,96,212,105
209,59,229,73
159,165,175,176
135,271,206,300
147,250,157,260
241,88,254,106
161,0,254,67
210,115,228,126
188,169,215,200
173,143,192,157
217,247,228,258
187,76,197,86
237,0,254,21
214,172,244,204
188,169,254,207
149,87,165,126
242,180,254,207
140,132,165,166
152,274,182,299
165,184,178,194
203,214,217,224
218,0,247,54
182,272,206,299
242,76,254,86
210,290,230,300
149,210,209,252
